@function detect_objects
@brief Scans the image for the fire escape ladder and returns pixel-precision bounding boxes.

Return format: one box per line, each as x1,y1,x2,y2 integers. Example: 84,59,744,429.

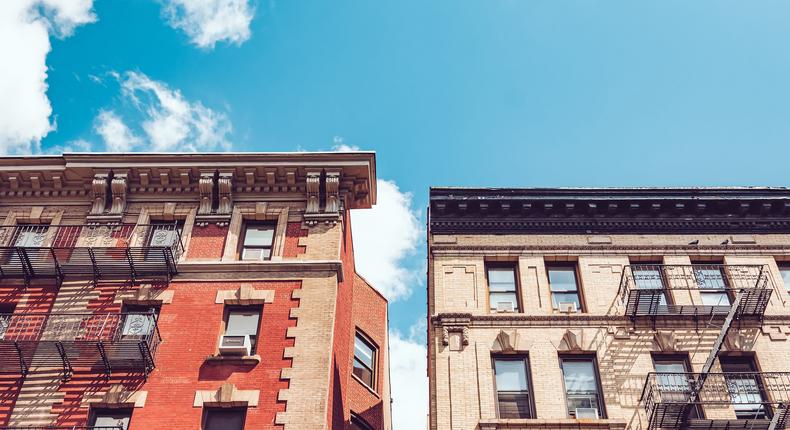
97,341,112,380
13,341,28,376
55,341,73,381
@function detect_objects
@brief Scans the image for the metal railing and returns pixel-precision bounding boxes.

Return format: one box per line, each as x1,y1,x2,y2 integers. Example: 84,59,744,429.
619,265,773,319
0,312,161,379
642,372,790,429
0,223,183,283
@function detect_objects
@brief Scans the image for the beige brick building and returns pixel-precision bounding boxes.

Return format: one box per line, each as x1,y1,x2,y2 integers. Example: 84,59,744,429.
428,188,790,430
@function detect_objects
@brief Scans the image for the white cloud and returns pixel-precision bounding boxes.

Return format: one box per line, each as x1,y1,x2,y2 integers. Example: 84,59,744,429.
332,143,360,152
351,179,421,302
0,0,96,154
94,110,141,152
92,71,233,152
390,321,429,430
160,0,254,49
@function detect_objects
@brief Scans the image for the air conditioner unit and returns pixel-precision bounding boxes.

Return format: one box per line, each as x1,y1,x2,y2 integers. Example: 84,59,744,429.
496,301,515,313
575,408,599,419
218,334,251,356
559,302,578,313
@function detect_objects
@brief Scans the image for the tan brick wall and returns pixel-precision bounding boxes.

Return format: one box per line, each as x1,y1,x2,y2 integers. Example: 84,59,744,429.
429,231,790,430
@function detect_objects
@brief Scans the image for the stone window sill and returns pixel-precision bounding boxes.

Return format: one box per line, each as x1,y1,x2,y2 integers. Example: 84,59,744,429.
204,354,261,366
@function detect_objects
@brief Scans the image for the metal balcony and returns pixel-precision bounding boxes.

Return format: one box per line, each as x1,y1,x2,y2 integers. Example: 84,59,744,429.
0,427,123,430
641,372,790,430
619,265,772,321
0,312,161,379
0,223,183,285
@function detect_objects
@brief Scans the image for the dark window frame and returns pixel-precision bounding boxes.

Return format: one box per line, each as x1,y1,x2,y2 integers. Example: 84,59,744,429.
352,329,378,391
629,260,674,306
119,303,160,338
546,262,586,313
558,354,606,419
237,221,277,261
719,354,772,420
651,353,703,419
223,305,263,354
691,260,734,306
486,263,522,313
202,407,247,430
350,412,375,430
11,222,50,248
89,407,133,429
492,354,536,419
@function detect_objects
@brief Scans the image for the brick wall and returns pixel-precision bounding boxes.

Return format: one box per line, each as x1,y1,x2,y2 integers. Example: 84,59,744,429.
186,224,228,260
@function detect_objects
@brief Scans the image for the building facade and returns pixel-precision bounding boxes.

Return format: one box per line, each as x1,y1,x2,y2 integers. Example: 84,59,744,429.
0,152,391,430
428,187,790,430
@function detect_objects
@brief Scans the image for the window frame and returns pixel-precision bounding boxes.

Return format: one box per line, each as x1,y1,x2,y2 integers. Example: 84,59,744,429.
202,407,247,430
223,305,263,354
558,354,606,419
630,261,673,307
350,413,375,430
778,263,790,294
719,355,772,420
12,222,49,248
691,261,733,307
237,222,277,261
120,303,160,339
486,263,521,313
651,353,703,419
546,263,586,312
89,407,133,430
352,329,378,391
492,354,536,419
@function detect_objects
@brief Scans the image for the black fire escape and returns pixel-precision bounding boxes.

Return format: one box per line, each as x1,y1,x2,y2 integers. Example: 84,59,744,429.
0,223,181,380
620,264,789,430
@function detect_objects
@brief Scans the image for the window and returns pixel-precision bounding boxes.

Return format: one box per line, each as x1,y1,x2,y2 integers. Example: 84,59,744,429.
121,304,159,338
547,265,583,311
487,265,520,312
693,264,731,306
631,263,669,306
239,223,276,261
350,413,374,430
652,355,701,418
147,221,183,248
203,408,246,430
0,304,14,340
720,356,770,420
224,307,262,352
493,356,534,418
13,223,48,247
560,356,605,418
90,408,132,430
353,331,377,389
779,264,790,293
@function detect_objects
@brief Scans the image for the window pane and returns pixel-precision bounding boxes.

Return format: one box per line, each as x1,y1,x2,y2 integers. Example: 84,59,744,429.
93,410,132,430
781,268,790,291
551,292,581,310
227,310,260,336
548,268,579,292
561,358,601,417
244,226,274,246
700,291,731,306
122,313,154,337
488,268,516,292
633,267,665,290
353,358,374,386
489,292,518,311
14,227,47,247
355,335,375,368
148,226,179,247
494,359,528,392
695,268,727,289
204,409,245,430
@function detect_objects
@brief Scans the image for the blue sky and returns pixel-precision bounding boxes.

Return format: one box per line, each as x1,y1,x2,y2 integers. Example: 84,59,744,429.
4,1,790,427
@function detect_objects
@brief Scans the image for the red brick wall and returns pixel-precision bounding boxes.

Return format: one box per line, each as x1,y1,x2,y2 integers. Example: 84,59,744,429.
42,280,298,429
349,275,388,430
0,282,58,426
283,222,307,258
186,224,228,259
327,209,390,430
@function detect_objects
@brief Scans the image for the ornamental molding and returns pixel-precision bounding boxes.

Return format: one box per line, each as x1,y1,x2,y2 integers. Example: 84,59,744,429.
90,173,109,215
431,312,790,328
109,173,127,215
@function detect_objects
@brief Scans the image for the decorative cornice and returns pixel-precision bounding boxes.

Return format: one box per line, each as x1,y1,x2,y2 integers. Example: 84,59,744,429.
430,187,790,234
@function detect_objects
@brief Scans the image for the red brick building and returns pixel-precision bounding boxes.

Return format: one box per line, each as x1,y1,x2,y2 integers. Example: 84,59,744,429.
0,152,391,430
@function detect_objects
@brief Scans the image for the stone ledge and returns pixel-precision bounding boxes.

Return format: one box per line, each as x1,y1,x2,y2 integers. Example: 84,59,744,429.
479,418,627,430
203,354,261,366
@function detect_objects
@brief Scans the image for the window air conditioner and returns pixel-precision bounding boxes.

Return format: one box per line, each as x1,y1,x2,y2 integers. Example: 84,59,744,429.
496,301,515,313
575,408,599,419
559,302,578,313
218,334,251,356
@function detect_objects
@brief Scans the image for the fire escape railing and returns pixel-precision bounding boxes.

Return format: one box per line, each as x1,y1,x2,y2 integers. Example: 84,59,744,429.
0,312,161,380
0,223,183,285
618,264,772,320
641,372,790,430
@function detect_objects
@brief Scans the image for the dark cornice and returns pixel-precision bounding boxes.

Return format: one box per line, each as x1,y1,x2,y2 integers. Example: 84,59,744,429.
429,187,790,234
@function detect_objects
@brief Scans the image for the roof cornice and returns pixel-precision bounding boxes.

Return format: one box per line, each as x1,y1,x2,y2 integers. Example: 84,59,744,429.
429,187,790,234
